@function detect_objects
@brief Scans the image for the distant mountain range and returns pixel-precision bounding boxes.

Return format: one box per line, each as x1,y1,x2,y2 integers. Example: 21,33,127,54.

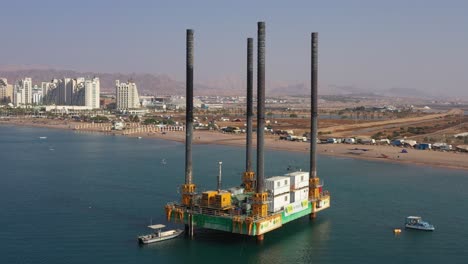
0,68,185,95
0,67,441,99
270,83,434,98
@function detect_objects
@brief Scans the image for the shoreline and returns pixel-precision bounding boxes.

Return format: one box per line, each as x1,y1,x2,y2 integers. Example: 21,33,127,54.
2,118,468,171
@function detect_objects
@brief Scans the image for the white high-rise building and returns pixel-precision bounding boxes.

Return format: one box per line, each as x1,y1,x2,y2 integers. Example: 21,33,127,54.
41,82,50,97
13,78,32,106
116,80,140,110
41,77,99,108
21,78,32,105
0,78,13,103
84,77,100,109
14,85,26,106
32,86,43,105
57,78,74,105
42,79,58,105
42,79,58,96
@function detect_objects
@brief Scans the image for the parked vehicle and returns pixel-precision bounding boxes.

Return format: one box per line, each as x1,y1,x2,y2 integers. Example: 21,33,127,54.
439,145,452,151
287,135,307,142
222,126,241,133
417,143,432,150
433,142,452,151
391,139,404,146
378,139,390,145
359,138,376,145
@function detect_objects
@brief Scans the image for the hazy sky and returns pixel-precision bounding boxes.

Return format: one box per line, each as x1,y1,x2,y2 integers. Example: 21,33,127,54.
1,0,467,96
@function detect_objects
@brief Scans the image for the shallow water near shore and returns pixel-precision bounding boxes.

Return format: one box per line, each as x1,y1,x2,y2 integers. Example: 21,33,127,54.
1,125,467,264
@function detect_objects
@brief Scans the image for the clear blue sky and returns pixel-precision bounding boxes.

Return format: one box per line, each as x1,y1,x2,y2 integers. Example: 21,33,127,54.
1,0,467,97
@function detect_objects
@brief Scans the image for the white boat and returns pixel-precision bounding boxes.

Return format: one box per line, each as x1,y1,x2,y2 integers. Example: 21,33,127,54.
405,216,435,231
39,136,47,139
138,224,183,244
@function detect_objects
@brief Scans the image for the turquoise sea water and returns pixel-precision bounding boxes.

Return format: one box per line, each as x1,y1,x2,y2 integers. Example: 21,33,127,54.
1,125,467,264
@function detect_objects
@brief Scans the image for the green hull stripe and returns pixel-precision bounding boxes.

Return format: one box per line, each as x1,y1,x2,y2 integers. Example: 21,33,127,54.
167,201,314,236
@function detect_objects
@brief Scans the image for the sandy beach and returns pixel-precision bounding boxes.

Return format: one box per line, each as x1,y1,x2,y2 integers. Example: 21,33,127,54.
2,117,468,171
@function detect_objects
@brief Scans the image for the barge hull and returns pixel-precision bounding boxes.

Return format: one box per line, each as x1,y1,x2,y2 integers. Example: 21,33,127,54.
167,197,330,236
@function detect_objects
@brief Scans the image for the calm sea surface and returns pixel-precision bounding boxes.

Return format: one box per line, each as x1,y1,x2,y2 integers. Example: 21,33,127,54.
1,125,467,264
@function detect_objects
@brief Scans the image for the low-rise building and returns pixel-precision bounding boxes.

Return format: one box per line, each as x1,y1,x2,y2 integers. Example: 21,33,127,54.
44,105,94,114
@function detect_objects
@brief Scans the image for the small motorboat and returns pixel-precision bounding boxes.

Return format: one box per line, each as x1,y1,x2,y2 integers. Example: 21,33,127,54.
138,224,183,244
405,216,435,231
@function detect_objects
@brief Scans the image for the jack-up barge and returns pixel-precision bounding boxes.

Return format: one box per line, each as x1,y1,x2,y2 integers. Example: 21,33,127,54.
165,22,330,241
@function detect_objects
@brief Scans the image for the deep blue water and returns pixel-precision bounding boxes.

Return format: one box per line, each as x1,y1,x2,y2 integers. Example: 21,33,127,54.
1,125,467,264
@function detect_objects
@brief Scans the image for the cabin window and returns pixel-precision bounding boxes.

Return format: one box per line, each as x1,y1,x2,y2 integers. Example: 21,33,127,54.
277,182,280,187
284,180,287,185
284,196,288,201
301,176,304,181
